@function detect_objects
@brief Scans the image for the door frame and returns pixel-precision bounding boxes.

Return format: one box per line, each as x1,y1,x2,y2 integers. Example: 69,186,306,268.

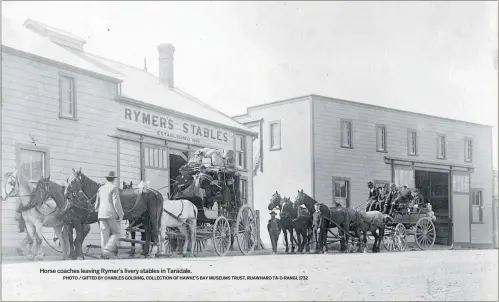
450,170,472,246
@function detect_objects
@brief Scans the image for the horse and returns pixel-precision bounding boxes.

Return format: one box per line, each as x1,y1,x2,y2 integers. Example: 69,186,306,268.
30,176,91,259
157,195,198,257
64,168,164,258
295,189,352,253
122,181,154,256
352,209,389,253
268,192,297,253
293,204,313,254
4,170,70,260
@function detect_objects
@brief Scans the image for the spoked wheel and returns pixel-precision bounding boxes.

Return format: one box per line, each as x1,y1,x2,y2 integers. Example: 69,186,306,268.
236,204,257,255
163,233,178,256
394,223,408,251
213,216,231,256
382,230,397,252
415,217,436,250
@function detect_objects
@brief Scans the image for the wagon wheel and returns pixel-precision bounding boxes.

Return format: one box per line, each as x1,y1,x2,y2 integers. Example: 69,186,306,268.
236,204,257,255
163,233,178,256
382,230,397,252
213,216,231,256
394,223,408,251
415,217,436,250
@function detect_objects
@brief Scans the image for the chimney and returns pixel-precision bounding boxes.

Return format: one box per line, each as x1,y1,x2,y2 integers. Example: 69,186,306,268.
157,43,175,89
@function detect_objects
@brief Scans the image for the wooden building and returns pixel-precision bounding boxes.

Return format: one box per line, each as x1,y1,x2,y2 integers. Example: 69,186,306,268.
234,94,495,249
1,16,256,255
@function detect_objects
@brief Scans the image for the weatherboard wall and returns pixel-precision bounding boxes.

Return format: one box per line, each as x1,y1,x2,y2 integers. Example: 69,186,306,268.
312,95,494,245
1,50,120,252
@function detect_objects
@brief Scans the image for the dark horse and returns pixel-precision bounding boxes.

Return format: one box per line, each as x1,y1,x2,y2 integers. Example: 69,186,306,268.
295,189,352,253
30,176,91,259
268,192,297,253
63,168,164,259
122,181,154,256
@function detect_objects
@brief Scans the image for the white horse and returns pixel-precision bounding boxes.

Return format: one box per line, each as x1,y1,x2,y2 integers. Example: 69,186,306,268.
153,179,198,257
4,170,70,260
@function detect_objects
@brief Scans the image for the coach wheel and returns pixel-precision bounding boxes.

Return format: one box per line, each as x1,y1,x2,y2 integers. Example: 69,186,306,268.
382,231,397,252
415,217,436,250
236,204,257,255
394,223,408,251
213,216,231,257
163,230,178,256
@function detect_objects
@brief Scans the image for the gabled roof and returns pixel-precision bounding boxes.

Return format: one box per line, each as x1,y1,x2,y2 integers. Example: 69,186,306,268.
1,15,257,136
1,15,122,82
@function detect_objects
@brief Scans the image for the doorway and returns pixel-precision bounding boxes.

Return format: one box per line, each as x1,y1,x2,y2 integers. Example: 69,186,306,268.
415,170,451,245
168,149,188,197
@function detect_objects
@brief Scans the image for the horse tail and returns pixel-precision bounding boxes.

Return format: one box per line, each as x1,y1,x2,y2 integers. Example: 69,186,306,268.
155,190,164,230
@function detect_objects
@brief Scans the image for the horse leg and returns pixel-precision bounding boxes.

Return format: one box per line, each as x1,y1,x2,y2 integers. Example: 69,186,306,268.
178,226,189,256
34,220,44,261
283,229,289,253
189,219,197,257
290,228,296,253
371,229,378,253
65,223,75,259
53,225,69,260
73,223,85,260
129,220,136,256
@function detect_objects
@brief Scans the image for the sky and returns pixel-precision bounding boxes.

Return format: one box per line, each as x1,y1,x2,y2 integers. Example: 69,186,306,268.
2,1,498,167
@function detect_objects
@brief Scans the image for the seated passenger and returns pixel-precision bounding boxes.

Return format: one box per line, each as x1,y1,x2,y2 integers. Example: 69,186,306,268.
365,181,379,212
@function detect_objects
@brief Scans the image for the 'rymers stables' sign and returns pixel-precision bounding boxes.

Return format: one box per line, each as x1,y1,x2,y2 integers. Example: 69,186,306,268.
122,107,232,146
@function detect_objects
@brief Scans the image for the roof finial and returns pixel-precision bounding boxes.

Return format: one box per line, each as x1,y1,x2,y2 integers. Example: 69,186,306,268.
143,57,148,72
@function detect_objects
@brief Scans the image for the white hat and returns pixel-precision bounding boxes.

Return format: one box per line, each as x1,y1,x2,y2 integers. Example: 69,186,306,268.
299,204,307,209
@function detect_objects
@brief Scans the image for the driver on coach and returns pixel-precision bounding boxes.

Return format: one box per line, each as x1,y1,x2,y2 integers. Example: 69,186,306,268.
365,181,379,212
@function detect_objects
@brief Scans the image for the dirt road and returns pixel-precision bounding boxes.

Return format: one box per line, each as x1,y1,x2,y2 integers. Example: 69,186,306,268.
2,249,497,301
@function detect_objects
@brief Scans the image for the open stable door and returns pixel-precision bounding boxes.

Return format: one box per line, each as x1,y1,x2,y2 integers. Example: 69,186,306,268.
143,145,170,198
451,171,471,246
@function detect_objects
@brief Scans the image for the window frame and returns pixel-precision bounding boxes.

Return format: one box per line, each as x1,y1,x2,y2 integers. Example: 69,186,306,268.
58,72,78,121
471,189,484,224
15,143,50,184
340,119,353,149
436,134,446,160
235,134,247,170
407,129,418,156
142,145,168,170
464,137,473,163
269,120,282,151
332,176,351,208
376,124,387,152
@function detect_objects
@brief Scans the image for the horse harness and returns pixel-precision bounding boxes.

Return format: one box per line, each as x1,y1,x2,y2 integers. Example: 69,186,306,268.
162,200,189,226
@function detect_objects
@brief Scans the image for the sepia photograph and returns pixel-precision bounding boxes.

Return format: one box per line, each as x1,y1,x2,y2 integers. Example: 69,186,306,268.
1,1,498,301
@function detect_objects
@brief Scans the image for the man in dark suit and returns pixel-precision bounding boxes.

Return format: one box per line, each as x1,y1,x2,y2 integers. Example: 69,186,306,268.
384,183,399,215
365,181,379,212
175,166,193,193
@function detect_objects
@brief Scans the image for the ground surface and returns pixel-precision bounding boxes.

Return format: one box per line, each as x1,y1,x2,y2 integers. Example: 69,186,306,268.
2,249,498,301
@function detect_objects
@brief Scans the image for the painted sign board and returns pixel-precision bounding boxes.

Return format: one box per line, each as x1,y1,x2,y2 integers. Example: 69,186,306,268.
117,104,235,149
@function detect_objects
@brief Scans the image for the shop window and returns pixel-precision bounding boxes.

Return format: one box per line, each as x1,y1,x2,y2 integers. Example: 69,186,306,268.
464,138,473,163
376,125,387,152
437,134,446,159
408,130,418,156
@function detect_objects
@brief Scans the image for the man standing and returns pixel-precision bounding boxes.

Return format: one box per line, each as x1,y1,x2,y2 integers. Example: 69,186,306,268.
95,171,124,259
365,181,379,212
267,211,281,254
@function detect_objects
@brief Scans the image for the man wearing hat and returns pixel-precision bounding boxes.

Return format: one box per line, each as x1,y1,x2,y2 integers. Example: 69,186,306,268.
365,181,379,212
95,171,124,258
175,165,193,193
267,211,281,254
383,183,399,215
412,188,425,207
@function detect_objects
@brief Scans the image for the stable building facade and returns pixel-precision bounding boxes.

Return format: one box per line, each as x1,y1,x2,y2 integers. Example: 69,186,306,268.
234,94,495,249
1,16,256,254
